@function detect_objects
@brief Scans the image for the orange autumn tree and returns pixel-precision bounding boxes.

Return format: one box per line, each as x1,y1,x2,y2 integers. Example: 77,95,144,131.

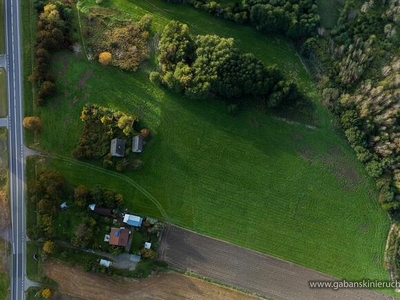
41,288,51,298
98,51,112,65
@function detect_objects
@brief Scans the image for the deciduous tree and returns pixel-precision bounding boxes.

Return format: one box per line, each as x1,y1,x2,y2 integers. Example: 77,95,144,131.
23,116,42,132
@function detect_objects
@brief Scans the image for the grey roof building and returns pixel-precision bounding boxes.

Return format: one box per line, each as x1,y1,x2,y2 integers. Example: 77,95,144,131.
132,135,143,153
110,138,125,157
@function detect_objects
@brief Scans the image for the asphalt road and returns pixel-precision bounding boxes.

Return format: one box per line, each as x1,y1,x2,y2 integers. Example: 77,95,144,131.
4,0,25,299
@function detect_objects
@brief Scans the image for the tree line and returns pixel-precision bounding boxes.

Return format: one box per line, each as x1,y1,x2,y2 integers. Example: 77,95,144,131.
164,0,319,43
31,0,72,106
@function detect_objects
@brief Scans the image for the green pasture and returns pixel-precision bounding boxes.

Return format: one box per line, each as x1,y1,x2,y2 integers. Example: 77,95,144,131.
22,0,390,285
0,69,6,118
0,0,4,54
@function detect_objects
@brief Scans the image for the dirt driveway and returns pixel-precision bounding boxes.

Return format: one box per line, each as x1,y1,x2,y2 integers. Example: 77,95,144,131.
158,225,392,300
44,259,261,300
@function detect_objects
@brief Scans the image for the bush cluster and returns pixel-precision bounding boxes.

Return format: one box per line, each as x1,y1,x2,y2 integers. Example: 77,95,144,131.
154,21,303,108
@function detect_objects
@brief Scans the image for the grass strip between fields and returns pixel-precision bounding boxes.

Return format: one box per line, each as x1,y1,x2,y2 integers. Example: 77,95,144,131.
0,0,5,54
26,242,43,282
0,68,6,118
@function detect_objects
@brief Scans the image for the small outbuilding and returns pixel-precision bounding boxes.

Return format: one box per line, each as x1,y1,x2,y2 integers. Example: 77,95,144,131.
104,234,110,242
123,214,143,227
110,138,125,157
132,135,143,153
99,259,112,268
60,202,68,210
144,242,151,250
89,204,112,216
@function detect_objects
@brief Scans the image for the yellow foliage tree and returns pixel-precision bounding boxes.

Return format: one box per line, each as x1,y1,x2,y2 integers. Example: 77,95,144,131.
23,116,42,132
98,52,112,65
43,240,54,254
41,288,51,298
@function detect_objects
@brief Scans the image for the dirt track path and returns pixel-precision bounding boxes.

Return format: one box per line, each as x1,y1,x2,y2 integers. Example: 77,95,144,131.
44,259,261,300
158,225,392,300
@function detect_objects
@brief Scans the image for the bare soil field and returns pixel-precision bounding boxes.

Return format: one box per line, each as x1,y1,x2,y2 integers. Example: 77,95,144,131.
44,259,261,300
158,225,392,300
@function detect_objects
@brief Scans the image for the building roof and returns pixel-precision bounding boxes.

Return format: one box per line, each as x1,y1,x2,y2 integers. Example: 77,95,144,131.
99,259,111,268
109,228,130,247
110,138,125,157
104,234,110,242
144,242,151,249
123,214,143,227
60,202,68,209
89,204,112,216
132,135,143,153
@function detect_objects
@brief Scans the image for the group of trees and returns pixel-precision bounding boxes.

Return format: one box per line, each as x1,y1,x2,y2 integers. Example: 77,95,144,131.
31,0,72,106
153,21,302,108
74,185,123,209
28,170,65,240
165,0,319,42
73,104,138,160
73,104,146,171
84,13,152,71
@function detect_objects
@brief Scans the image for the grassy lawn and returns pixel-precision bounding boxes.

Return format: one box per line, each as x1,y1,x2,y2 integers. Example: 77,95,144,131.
25,157,38,232
0,273,8,300
25,287,42,300
0,238,9,300
26,242,43,282
22,0,390,285
0,129,8,300
0,69,6,118
0,0,4,54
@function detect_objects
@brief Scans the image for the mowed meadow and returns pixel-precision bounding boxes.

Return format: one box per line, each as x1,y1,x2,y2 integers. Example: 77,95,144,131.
22,0,389,282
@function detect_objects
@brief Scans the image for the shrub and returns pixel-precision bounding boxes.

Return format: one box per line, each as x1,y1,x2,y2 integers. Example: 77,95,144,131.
98,51,112,65
149,71,161,84
41,288,51,299
140,128,151,138
23,116,42,132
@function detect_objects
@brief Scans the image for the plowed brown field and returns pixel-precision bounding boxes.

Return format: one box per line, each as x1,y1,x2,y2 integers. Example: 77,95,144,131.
44,259,261,300
158,225,392,300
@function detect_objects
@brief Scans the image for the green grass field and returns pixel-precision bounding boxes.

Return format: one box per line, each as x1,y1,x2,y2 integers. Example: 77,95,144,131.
0,273,8,300
0,129,8,300
25,288,42,300
22,0,390,284
0,238,9,300
0,0,5,54
26,242,43,282
0,69,7,118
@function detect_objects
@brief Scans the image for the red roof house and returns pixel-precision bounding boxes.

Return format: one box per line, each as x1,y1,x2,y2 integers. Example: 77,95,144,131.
109,228,130,247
